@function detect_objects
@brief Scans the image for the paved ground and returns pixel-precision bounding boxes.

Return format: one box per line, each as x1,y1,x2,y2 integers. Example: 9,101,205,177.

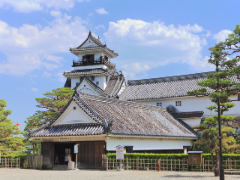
0,169,239,180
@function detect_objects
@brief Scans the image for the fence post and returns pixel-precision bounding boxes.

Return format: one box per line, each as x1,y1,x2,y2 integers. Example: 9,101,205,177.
203,158,204,172
105,157,108,171
136,157,139,170
171,159,172,171
126,157,128,170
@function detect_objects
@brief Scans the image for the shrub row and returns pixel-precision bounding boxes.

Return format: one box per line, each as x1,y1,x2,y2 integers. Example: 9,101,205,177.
107,153,240,160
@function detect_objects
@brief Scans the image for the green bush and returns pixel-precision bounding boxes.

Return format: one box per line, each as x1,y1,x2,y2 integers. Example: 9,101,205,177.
107,153,240,160
107,153,188,159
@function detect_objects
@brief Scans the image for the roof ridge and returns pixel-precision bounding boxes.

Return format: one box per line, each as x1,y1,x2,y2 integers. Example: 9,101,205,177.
79,92,166,112
73,93,105,125
128,71,215,86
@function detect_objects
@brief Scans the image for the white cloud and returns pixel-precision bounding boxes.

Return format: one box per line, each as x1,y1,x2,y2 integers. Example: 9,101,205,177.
104,19,213,78
95,25,105,30
213,30,232,43
50,10,62,17
95,8,108,15
43,71,52,77
0,14,89,75
31,88,38,92
0,0,86,13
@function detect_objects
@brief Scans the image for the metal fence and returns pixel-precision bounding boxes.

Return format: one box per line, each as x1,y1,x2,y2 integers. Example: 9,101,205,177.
0,158,20,168
27,155,43,169
104,157,240,171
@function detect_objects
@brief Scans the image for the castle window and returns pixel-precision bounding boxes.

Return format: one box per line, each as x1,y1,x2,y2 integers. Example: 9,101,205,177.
96,81,99,85
176,101,181,106
156,102,162,107
91,76,95,81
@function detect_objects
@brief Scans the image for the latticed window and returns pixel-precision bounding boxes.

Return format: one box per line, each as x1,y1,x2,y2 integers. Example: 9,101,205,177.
176,101,181,106
91,76,95,81
96,81,99,85
156,102,162,107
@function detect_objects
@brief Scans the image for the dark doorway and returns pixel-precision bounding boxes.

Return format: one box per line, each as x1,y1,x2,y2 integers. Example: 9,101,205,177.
54,143,75,165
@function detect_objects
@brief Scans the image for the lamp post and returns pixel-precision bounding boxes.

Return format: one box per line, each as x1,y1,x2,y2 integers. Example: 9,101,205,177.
209,47,224,180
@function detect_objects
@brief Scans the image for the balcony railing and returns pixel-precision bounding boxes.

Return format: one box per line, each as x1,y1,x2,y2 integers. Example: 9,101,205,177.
72,59,104,67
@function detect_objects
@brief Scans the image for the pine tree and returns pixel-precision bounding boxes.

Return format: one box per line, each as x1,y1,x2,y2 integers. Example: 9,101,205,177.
188,24,240,175
0,99,26,155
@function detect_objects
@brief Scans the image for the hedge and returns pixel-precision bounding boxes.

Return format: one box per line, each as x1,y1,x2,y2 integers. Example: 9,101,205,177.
1,154,28,167
107,153,240,160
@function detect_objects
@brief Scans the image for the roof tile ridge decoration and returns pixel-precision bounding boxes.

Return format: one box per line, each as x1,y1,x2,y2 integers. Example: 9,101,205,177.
111,75,125,97
29,97,74,135
128,71,216,86
73,77,107,97
79,92,166,112
73,93,106,125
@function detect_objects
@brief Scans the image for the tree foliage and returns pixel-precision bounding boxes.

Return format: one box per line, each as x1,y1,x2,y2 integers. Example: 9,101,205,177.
188,25,240,173
24,87,74,132
0,99,26,155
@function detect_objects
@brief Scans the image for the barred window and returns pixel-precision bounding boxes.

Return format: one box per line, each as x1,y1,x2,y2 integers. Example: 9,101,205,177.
176,101,181,106
156,102,162,107
91,76,95,81
96,81,99,85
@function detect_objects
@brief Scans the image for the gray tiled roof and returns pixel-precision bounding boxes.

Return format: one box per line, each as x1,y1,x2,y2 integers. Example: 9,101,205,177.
171,111,204,119
63,68,116,77
104,75,125,97
70,31,118,57
120,72,239,101
31,124,104,137
30,93,197,138
81,94,197,138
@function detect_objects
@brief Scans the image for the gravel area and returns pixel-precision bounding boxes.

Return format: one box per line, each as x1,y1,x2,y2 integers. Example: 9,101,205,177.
0,169,239,180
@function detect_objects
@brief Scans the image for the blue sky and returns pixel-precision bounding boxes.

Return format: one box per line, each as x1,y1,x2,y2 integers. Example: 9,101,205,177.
0,0,239,130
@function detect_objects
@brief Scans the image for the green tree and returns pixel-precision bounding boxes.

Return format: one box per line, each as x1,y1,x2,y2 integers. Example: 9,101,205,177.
0,99,26,155
188,25,240,175
24,87,74,154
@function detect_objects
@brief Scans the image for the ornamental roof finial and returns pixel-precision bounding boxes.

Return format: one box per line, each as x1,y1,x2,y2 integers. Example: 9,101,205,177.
89,29,92,36
98,35,100,40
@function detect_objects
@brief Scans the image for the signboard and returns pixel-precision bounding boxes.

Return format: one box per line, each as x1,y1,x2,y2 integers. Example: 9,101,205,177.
59,137,70,142
116,145,124,160
74,144,78,154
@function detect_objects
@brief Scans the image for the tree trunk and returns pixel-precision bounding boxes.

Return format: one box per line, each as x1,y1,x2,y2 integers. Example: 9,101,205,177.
214,151,220,176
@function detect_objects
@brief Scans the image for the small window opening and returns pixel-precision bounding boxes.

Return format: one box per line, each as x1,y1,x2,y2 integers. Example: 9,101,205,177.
106,76,108,82
176,101,181,106
96,81,99,85
91,76,95,81
156,102,162,107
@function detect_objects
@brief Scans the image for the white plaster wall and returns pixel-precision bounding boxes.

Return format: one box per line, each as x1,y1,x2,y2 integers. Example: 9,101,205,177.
106,137,193,151
73,65,107,70
71,78,80,89
76,79,101,96
81,38,98,48
182,118,201,127
94,76,107,90
141,95,240,117
52,101,96,125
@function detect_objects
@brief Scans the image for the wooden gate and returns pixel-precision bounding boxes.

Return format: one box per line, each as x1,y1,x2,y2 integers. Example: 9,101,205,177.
78,141,105,168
